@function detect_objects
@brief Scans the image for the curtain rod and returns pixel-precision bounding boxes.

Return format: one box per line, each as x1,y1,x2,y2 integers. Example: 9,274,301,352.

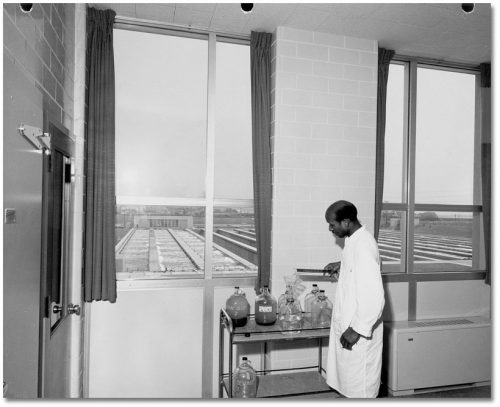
113,16,483,71
114,16,251,43
392,53,481,72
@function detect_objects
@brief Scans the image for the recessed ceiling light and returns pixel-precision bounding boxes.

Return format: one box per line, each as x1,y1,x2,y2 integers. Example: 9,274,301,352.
241,3,254,14
19,4,33,13
461,3,475,13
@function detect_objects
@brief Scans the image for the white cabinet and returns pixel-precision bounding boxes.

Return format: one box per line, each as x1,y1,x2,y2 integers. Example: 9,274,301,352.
382,317,491,396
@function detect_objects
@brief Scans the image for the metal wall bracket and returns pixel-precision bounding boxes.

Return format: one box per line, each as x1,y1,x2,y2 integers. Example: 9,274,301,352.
18,124,51,150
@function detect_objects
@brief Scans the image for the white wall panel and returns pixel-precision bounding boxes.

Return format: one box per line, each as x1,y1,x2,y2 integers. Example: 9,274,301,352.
88,288,203,398
417,281,491,320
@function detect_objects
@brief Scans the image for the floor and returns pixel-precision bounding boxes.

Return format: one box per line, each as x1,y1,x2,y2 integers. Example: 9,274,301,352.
287,384,491,399
388,384,491,399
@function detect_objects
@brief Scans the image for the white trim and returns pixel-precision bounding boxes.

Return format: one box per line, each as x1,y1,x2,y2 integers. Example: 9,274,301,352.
69,3,87,397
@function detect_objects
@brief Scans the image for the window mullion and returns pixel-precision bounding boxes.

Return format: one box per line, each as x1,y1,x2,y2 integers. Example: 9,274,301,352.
204,33,216,280
399,62,410,274
473,74,483,269
406,60,418,276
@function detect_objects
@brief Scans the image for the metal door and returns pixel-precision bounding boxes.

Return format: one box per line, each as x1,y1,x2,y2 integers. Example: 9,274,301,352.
39,119,77,398
3,54,45,398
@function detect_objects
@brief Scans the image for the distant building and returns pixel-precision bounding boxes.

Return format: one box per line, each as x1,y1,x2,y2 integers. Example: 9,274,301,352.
133,215,194,229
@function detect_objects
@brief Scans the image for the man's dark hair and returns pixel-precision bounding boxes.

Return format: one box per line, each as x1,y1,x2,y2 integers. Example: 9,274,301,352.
325,200,358,222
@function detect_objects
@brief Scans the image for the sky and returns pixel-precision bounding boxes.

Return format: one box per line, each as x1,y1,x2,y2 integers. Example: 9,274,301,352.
115,27,479,208
114,29,253,203
384,64,477,206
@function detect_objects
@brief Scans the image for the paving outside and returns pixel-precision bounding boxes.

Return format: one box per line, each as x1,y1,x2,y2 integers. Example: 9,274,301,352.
116,224,475,278
116,226,258,279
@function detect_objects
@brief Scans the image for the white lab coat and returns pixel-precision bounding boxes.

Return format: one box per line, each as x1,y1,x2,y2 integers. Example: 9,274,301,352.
326,226,385,398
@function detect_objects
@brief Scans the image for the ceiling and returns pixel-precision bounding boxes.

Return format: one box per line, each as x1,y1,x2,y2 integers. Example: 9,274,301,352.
91,2,492,65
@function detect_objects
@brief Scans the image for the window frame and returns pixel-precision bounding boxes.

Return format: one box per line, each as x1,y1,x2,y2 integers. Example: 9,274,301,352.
113,22,256,281
381,56,486,282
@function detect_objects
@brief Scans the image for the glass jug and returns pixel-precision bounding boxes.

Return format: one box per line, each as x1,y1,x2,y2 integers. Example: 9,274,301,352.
225,287,250,327
304,284,320,314
310,290,333,327
278,292,303,334
233,357,258,398
255,285,277,325
278,284,294,309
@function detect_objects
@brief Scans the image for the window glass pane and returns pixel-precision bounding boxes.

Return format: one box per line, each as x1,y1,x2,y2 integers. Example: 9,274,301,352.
214,42,253,200
383,64,406,203
212,205,257,275
212,41,256,275
115,29,208,200
116,205,206,279
411,211,483,272
415,68,476,204
378,209,406,273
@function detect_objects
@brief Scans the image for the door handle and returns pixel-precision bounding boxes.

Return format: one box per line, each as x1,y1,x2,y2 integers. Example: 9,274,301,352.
67,303,81,316
53,304,63,314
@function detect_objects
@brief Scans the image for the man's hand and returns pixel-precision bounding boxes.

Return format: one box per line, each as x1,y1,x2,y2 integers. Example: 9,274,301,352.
340,327,360,350
323,261,341,282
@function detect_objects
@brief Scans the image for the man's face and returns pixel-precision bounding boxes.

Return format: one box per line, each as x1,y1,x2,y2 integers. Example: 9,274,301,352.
326,213,348,238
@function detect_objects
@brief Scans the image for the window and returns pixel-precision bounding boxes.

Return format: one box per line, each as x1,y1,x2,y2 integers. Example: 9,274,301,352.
380,61,484,274
114,28,256,279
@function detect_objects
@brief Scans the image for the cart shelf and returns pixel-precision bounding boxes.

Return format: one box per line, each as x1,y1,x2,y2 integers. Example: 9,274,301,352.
222,370,332,398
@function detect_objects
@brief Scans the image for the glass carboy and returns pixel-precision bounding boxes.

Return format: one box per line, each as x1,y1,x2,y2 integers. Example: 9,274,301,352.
278,292,303,334
255,285,277,325
225,286,250,327
233,357,258,398
310,290,333,327
304,284,320,314
278,284,294,309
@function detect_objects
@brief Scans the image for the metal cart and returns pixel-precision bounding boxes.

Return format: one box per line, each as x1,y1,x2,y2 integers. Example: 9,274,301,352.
218,308,333,398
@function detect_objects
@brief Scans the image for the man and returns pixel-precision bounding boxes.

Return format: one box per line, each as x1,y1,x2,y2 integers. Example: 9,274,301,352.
323,200,385,398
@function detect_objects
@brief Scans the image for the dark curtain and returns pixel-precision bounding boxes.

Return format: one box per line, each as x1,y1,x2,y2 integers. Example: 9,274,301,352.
84,7,117,302
480,63,491,285
374,48,395,240
250,31,273,293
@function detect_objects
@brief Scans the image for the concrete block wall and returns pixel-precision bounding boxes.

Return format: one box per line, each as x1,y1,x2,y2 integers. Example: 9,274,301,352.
268,26,378,371
271,26,378,296
4,3,77,135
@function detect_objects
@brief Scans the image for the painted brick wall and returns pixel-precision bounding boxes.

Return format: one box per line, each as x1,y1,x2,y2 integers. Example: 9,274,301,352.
3,3,77,134
271,26,378,297
268,27,378,371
